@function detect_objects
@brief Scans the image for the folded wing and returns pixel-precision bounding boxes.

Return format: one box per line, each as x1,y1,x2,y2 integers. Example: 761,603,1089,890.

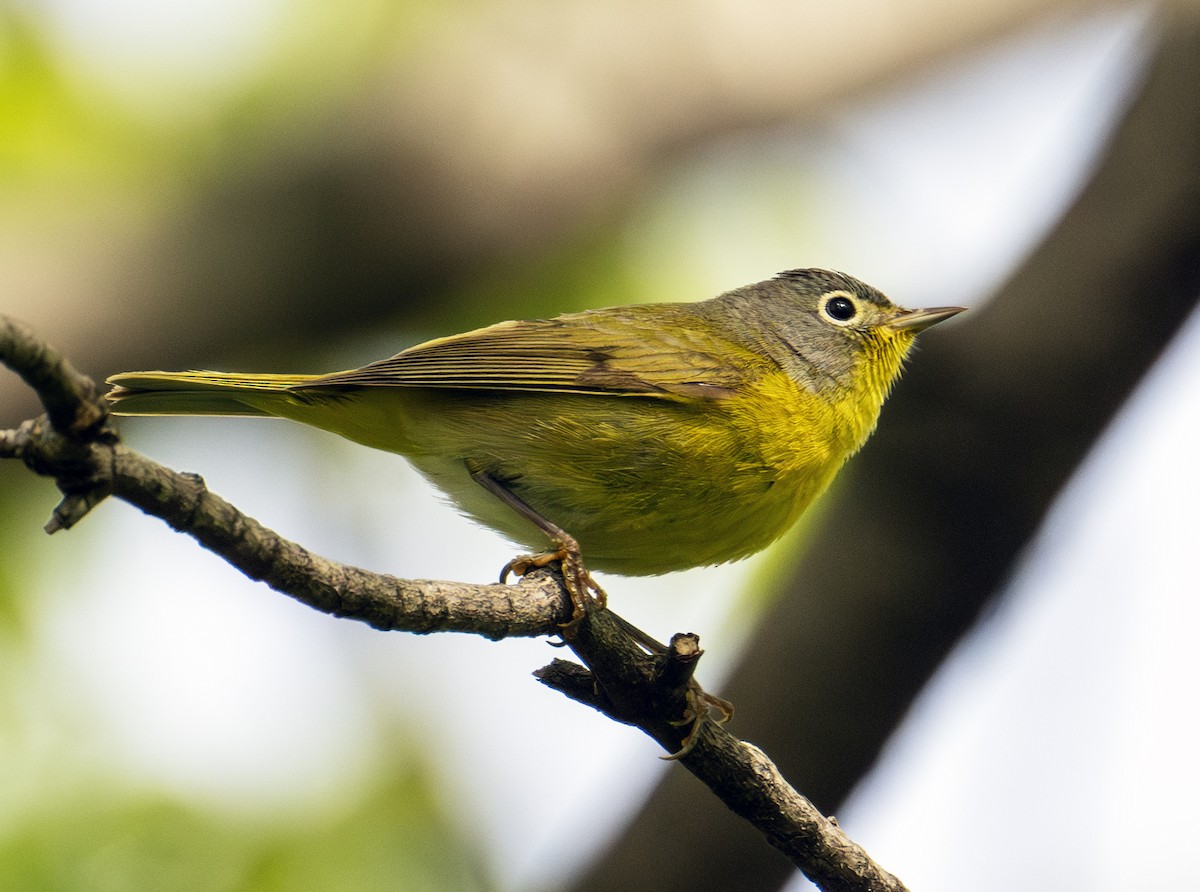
300,308,755,400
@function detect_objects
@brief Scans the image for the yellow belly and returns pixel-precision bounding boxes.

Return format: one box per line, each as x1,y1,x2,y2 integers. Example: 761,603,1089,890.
269,370,870,575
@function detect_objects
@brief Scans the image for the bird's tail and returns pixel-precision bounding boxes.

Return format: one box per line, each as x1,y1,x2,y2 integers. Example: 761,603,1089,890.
106,371,322,417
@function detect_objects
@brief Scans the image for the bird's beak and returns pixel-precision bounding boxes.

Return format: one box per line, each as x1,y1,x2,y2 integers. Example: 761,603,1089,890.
886,306,967,333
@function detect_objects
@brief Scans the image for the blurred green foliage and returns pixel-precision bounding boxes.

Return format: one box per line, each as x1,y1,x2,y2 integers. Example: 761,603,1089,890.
0,1,429,211
0,5,502,888
0,764,486,891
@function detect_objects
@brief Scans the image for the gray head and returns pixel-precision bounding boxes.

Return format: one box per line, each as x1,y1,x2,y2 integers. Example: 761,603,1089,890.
714,268,964,393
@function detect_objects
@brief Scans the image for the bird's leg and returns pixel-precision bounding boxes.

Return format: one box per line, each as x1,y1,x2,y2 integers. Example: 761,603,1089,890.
470,469,606,635
470,469,731,753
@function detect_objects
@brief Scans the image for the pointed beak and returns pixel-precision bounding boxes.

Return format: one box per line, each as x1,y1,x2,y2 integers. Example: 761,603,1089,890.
886,306,967,333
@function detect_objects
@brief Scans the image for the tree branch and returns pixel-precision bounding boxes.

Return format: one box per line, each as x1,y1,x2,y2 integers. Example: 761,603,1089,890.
1,312,906,892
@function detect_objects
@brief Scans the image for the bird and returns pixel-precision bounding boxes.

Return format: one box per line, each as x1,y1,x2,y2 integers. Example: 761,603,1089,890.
107,268,965,631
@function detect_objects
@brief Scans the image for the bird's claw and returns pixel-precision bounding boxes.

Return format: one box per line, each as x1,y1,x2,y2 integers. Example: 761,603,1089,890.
501,539,607,637
662,681,735,760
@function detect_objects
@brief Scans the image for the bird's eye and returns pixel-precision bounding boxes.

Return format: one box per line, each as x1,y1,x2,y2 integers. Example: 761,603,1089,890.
820,292,859,324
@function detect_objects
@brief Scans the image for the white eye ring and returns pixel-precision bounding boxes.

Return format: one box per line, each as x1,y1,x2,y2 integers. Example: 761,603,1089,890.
819,291,860,325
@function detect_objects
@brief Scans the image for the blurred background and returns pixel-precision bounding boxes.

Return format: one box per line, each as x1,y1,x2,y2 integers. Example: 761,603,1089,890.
2,0,1199,890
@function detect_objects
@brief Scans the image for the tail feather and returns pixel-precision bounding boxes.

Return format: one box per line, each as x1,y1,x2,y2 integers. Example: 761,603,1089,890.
106,370,321,417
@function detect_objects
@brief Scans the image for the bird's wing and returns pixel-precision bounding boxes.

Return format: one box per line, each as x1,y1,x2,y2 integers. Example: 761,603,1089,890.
298,307,758,400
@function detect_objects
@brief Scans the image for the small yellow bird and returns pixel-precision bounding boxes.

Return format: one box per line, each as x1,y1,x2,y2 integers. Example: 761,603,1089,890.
108,269,963,626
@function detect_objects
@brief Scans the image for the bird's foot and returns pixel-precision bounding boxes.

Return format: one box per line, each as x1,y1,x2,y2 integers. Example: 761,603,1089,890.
502,532,607,637
662,679,735,760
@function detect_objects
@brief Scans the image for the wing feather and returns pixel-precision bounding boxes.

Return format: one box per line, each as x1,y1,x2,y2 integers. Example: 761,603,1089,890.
297,307,756,400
